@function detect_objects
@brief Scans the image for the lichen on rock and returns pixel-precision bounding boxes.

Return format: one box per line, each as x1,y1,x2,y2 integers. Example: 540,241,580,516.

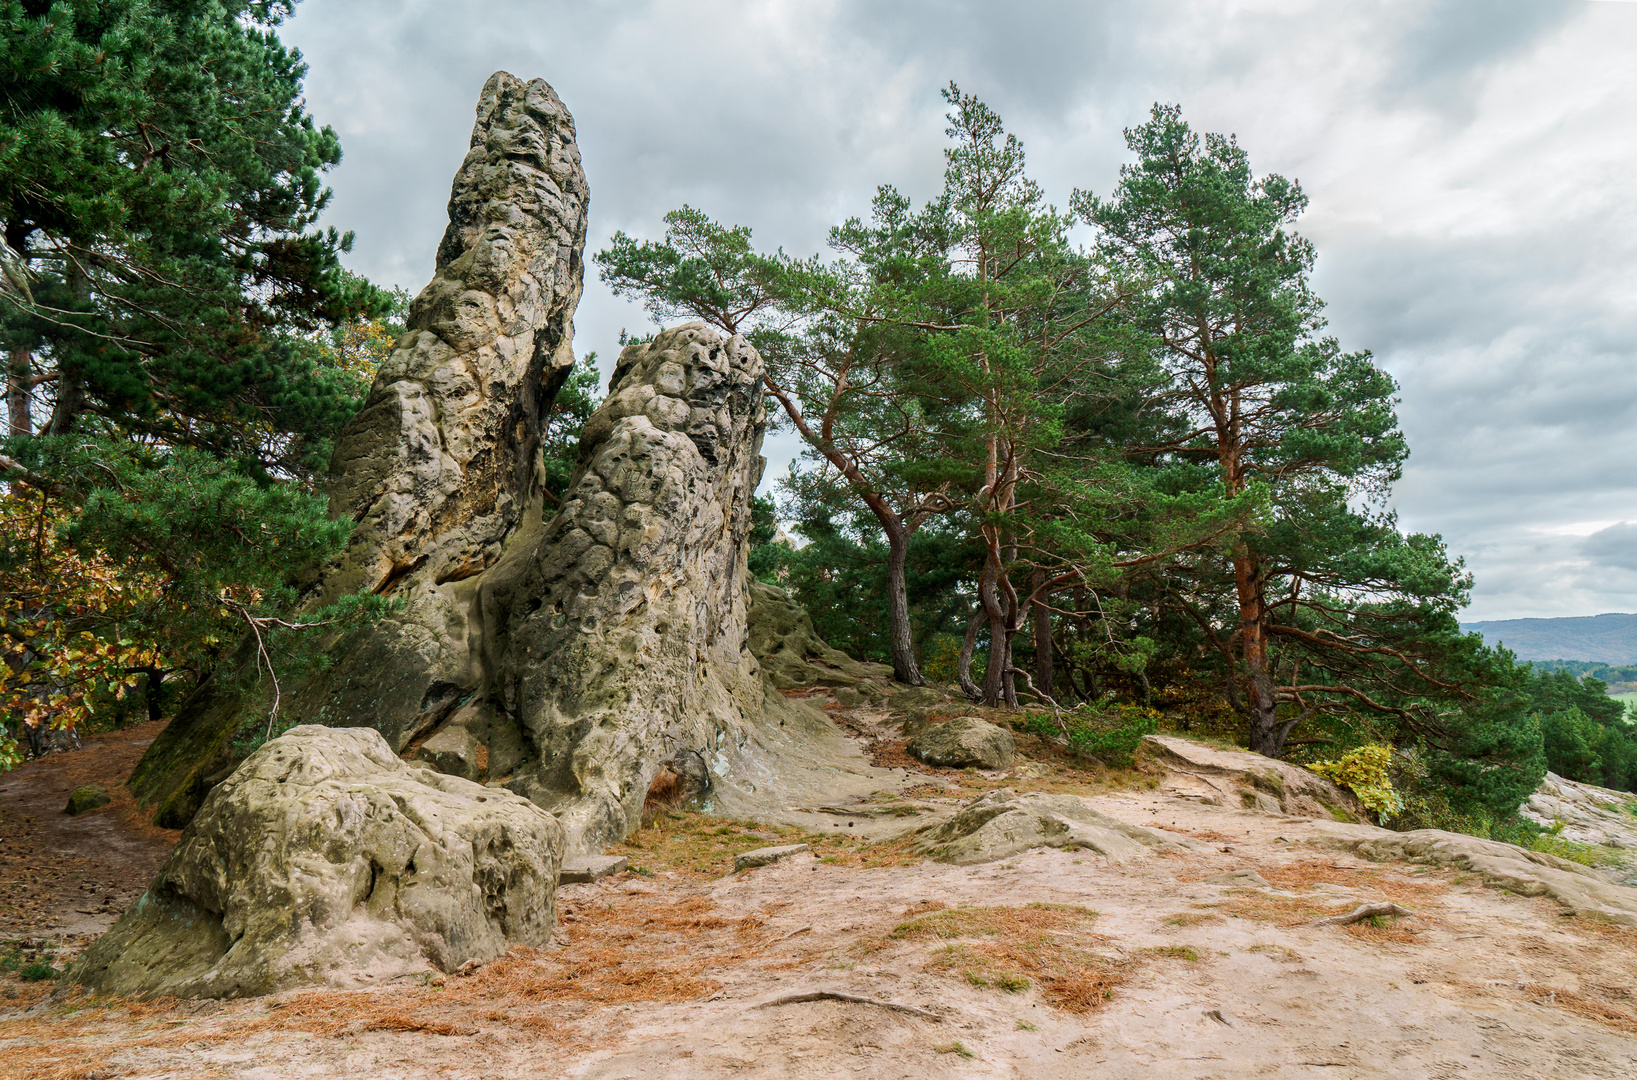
75,726,564,999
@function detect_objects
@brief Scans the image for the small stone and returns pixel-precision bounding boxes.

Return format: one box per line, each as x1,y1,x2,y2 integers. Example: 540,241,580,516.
558,855,629,884
734,844,810,871
908,717,1017,770
1205,869,1271,887
65,785,111,816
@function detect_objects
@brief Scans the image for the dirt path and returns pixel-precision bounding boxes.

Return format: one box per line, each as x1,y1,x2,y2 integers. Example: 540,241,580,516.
2,716,1635,1078
0,722,179,943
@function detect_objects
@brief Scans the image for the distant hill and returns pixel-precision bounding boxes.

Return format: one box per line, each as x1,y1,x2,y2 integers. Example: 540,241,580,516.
1461,613,1637,664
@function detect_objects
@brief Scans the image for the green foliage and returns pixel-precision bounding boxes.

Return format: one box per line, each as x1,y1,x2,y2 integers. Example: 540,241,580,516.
541,352,602,505
1523,668,1637,791
1,437,392,752
1306,745,1403,820
1019,706,1158,768
746,494,791,583
1,0,393,463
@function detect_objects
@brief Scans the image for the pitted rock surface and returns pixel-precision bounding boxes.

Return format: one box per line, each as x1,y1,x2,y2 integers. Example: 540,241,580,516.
748,579,892,690
74,726,564,999
128,72,591,823
125,79,905,844
479,323,776,850
323,70,588,601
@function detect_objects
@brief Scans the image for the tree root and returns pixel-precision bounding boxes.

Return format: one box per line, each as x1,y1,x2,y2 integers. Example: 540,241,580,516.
755,990,943,1021
1313,902,1412,926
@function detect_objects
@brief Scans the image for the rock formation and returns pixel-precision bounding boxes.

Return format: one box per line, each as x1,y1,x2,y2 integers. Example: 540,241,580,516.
1139,734,1369,821
911,788,1208,865
747,579,893,690
75,726,564,998
1308,819,1637,926
124,73,900,851
130,70,591,825
908,717,1017,770
476,322,772,849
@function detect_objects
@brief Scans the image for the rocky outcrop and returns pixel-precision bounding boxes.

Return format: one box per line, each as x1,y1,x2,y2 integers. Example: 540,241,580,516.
747,580,893,690
910,788,1208,865
128,71,591,826
477,324,775,850
122,76,904,855
1523,772,1637,855
1307,819,1637,927
1139,734,1369,821
76,726,563,998
908,717,1017,770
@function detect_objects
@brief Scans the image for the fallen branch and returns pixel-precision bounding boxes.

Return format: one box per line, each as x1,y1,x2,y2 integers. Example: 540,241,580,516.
755,990,942,1021
1312,902,1412,927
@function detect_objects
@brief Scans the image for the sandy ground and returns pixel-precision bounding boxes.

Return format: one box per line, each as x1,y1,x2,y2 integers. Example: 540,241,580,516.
0,723,178,943
3,716,1636,1079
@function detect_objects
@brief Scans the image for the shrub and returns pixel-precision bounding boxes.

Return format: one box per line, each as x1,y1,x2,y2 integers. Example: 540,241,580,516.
1019,706,1157,768
1306,745,1404,821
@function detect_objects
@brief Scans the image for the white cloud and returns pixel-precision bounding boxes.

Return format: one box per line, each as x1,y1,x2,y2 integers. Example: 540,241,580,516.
282,0,1637,620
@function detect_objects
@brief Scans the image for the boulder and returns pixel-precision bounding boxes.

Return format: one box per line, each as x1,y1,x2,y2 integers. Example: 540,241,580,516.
74,726,564,998
64,784,110,816
1307,820,1637,927
1139,734,1368,822
910,788,1208,865
909,717,1017,770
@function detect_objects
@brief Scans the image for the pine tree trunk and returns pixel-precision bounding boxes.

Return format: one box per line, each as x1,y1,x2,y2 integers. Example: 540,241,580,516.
6,349,30,436
884,526,924,686
1234,550,1283,757
1031,565,1052,701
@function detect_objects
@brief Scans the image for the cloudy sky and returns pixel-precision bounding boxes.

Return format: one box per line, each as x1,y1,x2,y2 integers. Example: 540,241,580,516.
281,0,1637,622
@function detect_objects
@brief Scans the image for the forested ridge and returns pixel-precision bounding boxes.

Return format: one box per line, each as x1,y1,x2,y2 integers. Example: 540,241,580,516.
2,4,1633,854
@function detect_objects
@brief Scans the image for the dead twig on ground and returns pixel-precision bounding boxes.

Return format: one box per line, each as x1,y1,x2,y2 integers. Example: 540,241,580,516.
1313,902,1411,926
755,990,943,1021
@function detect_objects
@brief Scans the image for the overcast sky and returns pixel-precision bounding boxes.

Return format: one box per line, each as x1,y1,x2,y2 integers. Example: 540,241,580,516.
281,0,1637,622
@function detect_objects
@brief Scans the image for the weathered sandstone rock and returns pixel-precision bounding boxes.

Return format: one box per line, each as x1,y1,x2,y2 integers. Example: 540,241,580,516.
75,726,563,998
128,71,591,826
1523,771,1637,858
121,76,905,856
910,788,1207,865
1140,734,1369,821
908,717,1017,770
477,323,780,850
747,579,893,690
1306,819,1637,927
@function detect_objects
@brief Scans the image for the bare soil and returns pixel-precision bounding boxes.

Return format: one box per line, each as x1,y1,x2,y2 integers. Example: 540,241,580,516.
3,709,1636,1079
0,722,178,944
